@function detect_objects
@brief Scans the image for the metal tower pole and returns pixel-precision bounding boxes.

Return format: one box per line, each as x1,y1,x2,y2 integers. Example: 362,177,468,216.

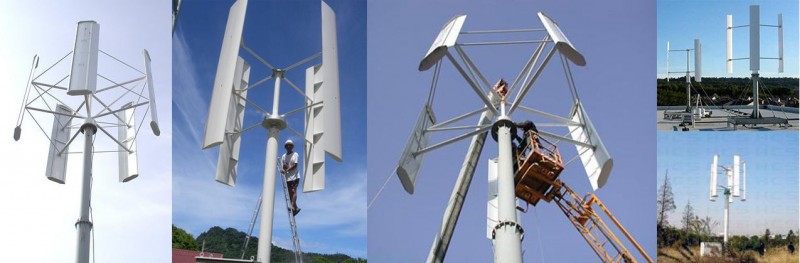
686,51,691,113
257,128,279,263
723,191,730,246
257,74,287,263
76,122,96,263
427,109,494,263
751,72,760,118
492,116,522,263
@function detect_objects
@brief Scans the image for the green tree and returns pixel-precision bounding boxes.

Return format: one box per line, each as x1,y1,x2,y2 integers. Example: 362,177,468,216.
681,201,695,232
697,216,717,237
657,170,676,227
173,225,199,250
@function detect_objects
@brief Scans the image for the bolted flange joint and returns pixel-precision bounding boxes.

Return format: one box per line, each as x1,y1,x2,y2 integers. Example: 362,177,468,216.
491,220,525,241
491,118,516,142
261,116,287,130
80,118,97,134
74,219,93,229
272,68,286,78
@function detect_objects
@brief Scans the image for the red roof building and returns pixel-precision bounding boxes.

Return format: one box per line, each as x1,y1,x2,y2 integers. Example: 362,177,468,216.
172,248,223,263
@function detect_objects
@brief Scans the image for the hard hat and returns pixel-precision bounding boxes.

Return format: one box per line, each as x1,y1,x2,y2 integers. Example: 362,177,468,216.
285,139,294,146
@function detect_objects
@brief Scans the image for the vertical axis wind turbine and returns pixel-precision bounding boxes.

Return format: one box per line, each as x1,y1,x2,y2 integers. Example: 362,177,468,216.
394,12,648,263
201,1,342,262
709,154,747,247
665,39,702,113
726,5,784,119
12,21,161,263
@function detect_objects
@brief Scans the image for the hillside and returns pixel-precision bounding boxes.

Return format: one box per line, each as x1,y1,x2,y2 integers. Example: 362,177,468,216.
173,225,366,263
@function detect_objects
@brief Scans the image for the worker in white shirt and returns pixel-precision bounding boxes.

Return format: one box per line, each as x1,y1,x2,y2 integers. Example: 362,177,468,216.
282,139,301,216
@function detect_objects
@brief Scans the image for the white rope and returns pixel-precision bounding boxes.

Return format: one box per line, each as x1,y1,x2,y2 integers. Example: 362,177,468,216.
367,168,396,210
532,207,546,263
759,78,789,120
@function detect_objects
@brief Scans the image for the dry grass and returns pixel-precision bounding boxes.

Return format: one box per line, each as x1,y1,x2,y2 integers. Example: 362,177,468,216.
760,248,799,263
657,246,700,263
657,246,799,263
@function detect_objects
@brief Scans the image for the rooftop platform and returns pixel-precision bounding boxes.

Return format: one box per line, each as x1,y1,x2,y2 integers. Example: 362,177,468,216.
657,105,799,131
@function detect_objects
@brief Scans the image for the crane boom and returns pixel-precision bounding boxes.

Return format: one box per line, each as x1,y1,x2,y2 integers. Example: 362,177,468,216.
550,183,653,263
513,131,652,263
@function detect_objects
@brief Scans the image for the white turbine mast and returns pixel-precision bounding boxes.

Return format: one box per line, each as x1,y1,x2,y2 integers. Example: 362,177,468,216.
395,12,622,263
199,1,342,262
726,5,786,127
665,39,702,114
13,21,161,263
709,154,747,247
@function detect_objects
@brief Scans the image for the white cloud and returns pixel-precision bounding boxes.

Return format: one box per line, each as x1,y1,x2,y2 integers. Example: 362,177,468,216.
172,31,208,148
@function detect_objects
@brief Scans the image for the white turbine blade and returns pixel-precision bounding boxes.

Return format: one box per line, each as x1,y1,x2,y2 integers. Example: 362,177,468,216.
666,41,670,80
15,55,40,141
118,102,139,182
46,104,74,184
727,15,733,73
142,49,160,136
694,39,702,82
778,13,783,73
68,21,100,96
396,105,436,194
710,154,718,199
215,57,250,186
568,102,613,190
749,5,760,71
741,162,746,201
203,0,247,149
303,64,325,193
419,15,466,71
538,12,586,66
320,1,343,162
732,155,740,197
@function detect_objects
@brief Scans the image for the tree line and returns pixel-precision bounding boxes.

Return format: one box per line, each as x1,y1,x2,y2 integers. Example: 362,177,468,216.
172,225,367,263
657,77,799,107
656,173,798,254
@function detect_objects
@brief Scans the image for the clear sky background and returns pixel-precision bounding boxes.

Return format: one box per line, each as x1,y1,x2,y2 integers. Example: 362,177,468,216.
657,0,799,79
172,0,367,258
657,132,798,237
367,0,655,262
0,0,172,262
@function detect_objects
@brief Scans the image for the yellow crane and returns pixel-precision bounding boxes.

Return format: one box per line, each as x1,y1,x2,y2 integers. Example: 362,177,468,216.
513,131,653,263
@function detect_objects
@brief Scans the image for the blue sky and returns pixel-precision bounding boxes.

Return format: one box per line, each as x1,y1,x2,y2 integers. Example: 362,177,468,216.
172,0,366,258
657,132,798,236
367,0,655,262
657,0,799,78
0,0,172,262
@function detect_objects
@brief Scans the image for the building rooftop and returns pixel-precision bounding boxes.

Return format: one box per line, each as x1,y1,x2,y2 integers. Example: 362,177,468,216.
657,106,799,131
172,248,224,263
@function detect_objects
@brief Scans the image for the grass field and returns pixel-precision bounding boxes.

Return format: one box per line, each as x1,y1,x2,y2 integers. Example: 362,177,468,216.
658,246,799,263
